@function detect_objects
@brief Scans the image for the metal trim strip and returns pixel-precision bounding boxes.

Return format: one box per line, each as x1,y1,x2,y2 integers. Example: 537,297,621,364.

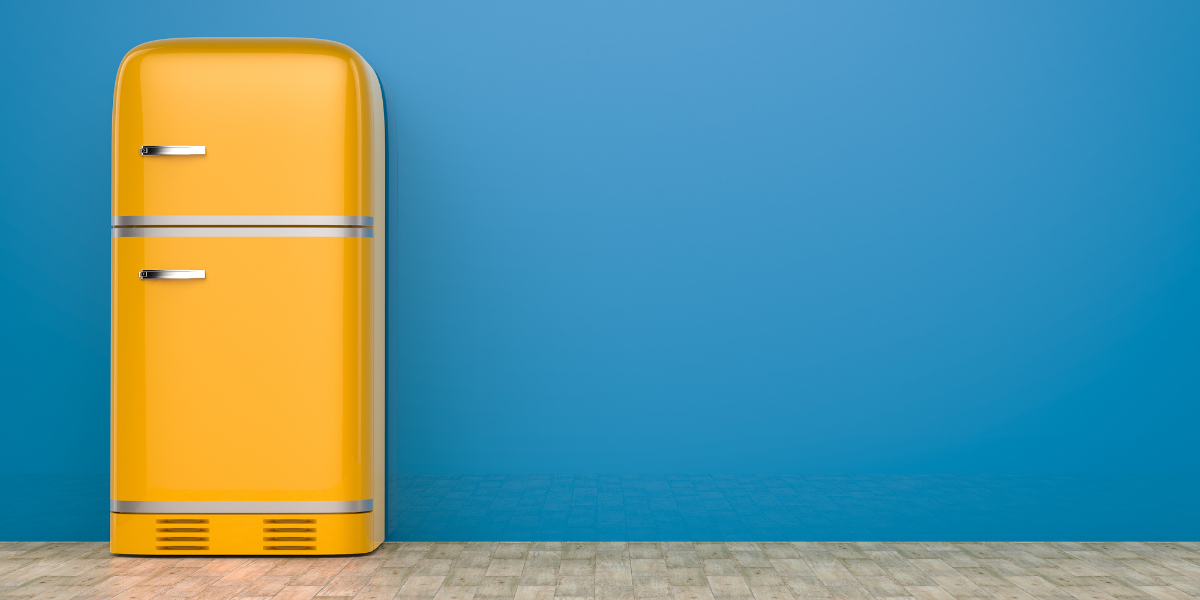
112,227,373,238
110,499,373,514
113,216,373,227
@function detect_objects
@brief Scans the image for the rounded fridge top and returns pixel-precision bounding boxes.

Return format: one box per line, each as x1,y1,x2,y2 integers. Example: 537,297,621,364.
112,38,384,219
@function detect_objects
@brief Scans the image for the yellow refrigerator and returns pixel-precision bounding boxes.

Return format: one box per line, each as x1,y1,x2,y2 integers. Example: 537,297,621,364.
110,38,385,555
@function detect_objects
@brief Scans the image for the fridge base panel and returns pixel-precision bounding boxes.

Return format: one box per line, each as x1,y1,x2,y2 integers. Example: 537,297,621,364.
111,512,381,555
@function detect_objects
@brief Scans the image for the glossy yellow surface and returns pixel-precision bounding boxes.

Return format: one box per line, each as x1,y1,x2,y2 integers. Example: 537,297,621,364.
112,38,383,217
110,512,378,555
111,38,386,555
112,236,372,501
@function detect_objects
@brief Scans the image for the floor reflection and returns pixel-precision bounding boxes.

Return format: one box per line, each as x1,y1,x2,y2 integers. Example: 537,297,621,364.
387,474,1200,541
3,474,1197,541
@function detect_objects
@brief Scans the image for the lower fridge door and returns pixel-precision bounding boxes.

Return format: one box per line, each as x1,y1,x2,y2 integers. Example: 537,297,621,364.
111,230,376,555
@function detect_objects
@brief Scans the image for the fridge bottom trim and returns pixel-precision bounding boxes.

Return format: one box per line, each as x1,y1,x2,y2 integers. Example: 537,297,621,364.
111,511,381,555
111,499,373,513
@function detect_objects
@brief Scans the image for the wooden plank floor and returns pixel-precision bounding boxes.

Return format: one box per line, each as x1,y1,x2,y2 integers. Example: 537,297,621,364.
1,543,1198,600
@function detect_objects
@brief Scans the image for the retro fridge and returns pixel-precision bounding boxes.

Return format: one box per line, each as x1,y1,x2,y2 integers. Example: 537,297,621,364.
110,38,385,555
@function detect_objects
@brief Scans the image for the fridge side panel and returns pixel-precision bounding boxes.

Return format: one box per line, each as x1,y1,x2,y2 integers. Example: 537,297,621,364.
368,63,387,547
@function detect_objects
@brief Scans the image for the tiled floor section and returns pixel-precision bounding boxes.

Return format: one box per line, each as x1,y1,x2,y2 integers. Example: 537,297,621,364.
2,542,1199,600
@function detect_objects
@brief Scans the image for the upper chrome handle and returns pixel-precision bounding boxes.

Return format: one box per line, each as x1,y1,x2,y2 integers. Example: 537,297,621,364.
139,270,205,280
140,146,205,156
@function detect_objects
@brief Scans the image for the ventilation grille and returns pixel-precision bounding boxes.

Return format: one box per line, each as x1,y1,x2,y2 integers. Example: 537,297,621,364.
155,519,209,551
264,518,317,551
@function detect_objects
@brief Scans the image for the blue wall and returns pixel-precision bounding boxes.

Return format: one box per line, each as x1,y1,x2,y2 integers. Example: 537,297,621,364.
2,1,1199,542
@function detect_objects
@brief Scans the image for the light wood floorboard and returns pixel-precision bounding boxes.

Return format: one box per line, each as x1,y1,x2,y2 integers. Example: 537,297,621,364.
0,543,1196,600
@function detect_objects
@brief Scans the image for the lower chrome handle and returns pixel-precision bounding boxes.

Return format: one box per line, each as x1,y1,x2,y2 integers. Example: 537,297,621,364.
139,270,205,280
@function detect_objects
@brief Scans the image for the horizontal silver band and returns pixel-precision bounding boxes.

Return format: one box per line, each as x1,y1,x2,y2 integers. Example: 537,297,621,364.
113,227,372,238
113,216,373,227
111,499,373,514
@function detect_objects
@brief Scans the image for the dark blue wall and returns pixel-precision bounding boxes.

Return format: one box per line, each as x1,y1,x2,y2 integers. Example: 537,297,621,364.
2,1,1199,542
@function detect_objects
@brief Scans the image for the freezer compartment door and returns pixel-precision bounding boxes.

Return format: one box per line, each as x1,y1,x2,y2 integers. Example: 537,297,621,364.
112,235,372,503
113,38,382,218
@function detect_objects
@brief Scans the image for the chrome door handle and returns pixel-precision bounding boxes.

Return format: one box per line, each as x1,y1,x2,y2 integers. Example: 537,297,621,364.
140,146,205,156
139,270,205,280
